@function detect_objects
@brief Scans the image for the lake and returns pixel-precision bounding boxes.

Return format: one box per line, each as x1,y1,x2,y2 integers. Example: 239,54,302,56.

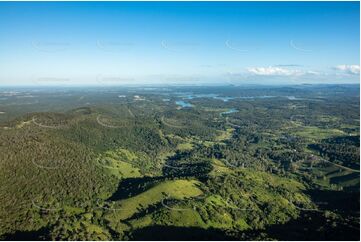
175,100,193,108
220,108,238,115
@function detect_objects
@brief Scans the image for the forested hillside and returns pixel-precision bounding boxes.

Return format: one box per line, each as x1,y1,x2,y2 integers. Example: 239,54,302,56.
0,85,359,240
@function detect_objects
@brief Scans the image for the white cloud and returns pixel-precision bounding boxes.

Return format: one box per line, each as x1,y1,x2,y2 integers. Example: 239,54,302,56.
226,65,359,84
334,65,360,75
247,66,303,76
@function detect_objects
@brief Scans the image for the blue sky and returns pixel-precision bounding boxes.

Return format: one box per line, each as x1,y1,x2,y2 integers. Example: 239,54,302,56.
0,1,359,86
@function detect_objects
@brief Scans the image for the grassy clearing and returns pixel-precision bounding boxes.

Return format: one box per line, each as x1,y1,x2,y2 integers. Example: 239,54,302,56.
129,195,236,230
294,126,345,140
176,142,194,151
155,209,206,227
97,148,142,179
302,161,360,188
105,148,138,162
205,194,228,207
210,159,233,175
106,179,203,220
98,157,142,178
215,128,234,142
128,168,312,232
128,208,207,230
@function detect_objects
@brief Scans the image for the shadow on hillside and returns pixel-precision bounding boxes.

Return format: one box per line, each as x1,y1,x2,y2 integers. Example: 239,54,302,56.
306,189,360,212
128,225,239,240
108,176,165,201
1,227,50,241
264,188,360,241
264,211,360,241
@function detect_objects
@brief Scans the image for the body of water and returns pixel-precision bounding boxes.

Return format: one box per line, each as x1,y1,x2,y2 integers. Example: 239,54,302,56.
175,100,193,108
220,108,238,115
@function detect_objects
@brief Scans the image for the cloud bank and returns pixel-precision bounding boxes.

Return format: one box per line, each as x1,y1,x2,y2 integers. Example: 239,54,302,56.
225,64,360,85
334,65,360,75
247,66,303,76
